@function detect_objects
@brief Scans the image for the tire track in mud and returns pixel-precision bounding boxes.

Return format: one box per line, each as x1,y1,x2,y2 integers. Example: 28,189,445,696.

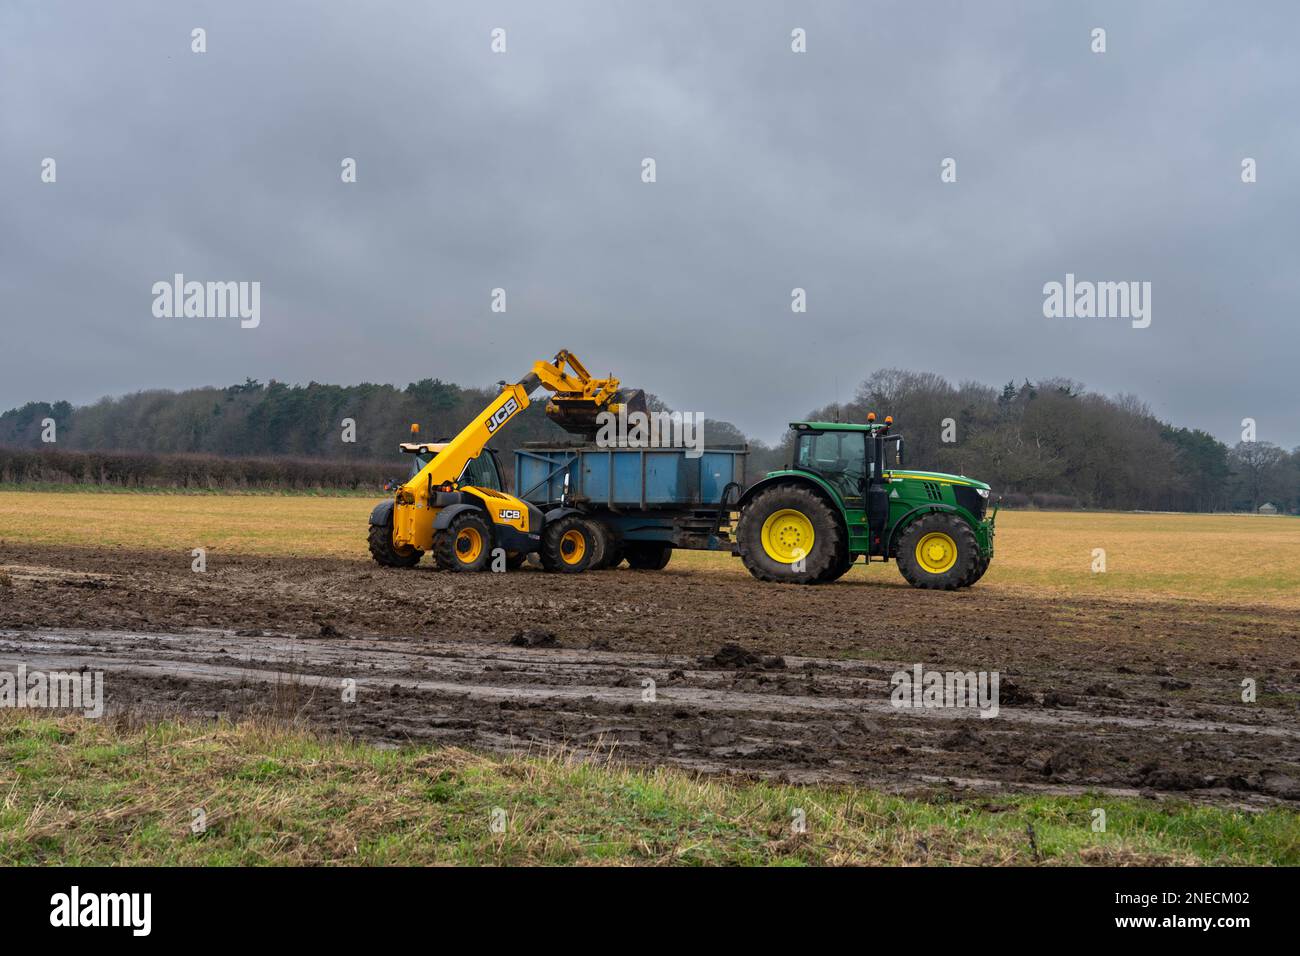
2,625,1297,807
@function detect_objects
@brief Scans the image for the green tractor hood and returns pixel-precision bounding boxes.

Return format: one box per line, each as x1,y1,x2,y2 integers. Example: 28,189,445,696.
885,469,991,491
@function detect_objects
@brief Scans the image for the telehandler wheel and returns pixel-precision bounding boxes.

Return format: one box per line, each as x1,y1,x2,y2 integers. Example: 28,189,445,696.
540,515,598,573
433,511,494,572
624,541,672,570
368,522,423,568
895,513,979,590
736,484,842,584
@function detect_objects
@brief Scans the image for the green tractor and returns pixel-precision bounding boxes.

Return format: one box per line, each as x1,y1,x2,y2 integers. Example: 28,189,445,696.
734,416,995,589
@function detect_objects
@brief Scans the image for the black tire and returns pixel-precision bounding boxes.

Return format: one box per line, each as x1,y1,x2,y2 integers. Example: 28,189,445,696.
368,521,422,568
959,554,990,588
585,520,614,570
589,526,626,570
895,513,979,590
625,541,672,570
736,484,843,584
540,515,598,573
818,548,856,583
432,510,493,572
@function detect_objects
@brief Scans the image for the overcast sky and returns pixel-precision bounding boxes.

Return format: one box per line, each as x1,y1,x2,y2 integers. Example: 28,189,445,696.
2,0,1297,448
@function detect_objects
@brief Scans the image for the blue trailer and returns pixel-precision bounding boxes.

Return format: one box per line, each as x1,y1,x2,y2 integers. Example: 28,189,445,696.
513,442,747,569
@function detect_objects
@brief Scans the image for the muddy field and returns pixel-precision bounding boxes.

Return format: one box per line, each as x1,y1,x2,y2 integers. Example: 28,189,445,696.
2,542,1298,807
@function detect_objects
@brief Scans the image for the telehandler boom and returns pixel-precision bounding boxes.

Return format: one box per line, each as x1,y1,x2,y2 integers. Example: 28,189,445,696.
368,350,644,572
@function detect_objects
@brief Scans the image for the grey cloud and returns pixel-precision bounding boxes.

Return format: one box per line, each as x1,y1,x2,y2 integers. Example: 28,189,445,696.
1,0,1297,447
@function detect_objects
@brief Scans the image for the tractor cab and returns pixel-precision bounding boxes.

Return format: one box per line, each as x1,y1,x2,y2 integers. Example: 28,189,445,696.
789,416,904,504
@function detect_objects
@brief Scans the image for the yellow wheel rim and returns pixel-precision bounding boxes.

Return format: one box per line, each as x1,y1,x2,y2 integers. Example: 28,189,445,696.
761,509,815,564
455,527,483,563
915,532,958,574
560,529,587,564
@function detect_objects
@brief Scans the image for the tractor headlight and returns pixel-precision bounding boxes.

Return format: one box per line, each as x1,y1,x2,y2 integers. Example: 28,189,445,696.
976,488,989,498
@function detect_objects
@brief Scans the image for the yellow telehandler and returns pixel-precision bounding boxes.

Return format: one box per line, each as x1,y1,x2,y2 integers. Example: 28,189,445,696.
368,350,643,573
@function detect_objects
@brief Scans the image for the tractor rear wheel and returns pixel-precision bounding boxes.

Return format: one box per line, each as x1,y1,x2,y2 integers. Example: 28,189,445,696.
624,541,672,570
818,548,856,583
959,554,990,588
736,484,842,584
433,511,493,572
541,516,598,573
895,514,979,590
368,522,423,568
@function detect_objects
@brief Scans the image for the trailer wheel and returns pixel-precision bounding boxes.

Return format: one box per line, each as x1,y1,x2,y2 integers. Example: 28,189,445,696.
541,516,597,573
433,511,493,572
895,514,979,590
584,520,615,570
736,484,842,584
369,522,423,568
625,541,672,570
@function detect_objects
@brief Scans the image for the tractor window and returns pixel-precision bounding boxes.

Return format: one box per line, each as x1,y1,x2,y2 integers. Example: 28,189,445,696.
460,453,502,491
795,432,864,504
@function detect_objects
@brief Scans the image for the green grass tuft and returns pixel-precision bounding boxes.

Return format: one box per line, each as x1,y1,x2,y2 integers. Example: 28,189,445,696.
1,713,1295,866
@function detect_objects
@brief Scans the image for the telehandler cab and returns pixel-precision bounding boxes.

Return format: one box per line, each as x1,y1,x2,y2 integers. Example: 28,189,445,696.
367,350,645,573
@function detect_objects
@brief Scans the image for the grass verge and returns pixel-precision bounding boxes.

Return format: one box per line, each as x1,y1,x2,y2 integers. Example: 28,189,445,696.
2,713,1295,866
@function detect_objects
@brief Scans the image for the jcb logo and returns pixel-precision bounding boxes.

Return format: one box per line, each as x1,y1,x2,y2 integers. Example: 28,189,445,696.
499,509,521,521
486,397,519,434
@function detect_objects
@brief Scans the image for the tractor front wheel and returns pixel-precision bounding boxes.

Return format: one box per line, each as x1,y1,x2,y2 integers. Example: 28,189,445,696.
895,514,979,590
433,511,493,572
736,484,843,584
368,522,423,568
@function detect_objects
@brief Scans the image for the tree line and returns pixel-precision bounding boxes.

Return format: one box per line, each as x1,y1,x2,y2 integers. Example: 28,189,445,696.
794,371,1298,513
1,372,1296,512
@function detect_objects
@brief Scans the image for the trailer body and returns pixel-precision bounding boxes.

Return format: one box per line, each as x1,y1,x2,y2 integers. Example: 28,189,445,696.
514,443,746,552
